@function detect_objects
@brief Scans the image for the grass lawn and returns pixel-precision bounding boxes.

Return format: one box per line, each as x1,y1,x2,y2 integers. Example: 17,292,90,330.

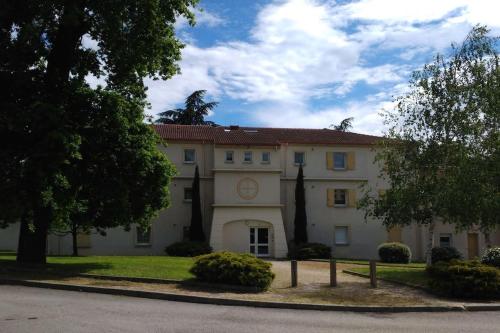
320,258,426,269
0,252,194,280
348,266,430,288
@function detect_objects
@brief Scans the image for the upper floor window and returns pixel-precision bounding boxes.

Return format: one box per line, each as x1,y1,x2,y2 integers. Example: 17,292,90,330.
261,152,270,164
225,151,234,163
333,152,346,170
334,189,347,206
294,152,305,166
183,149,195,164
136,226,151,245
244,151,253,163
439,233,452,248
184,187,193,201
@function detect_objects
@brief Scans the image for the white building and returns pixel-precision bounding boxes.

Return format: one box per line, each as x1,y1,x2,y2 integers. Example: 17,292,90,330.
1,124,498,259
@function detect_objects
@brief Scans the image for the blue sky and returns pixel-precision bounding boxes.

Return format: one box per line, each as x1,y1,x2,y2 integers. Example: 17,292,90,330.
143,0,499,135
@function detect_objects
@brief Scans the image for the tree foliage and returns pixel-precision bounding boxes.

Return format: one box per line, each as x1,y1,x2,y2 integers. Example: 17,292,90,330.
359,26,500,264
331,117,354,131
155,90,218,125
293,165,308,244
0,0,195,263
189,165,205,242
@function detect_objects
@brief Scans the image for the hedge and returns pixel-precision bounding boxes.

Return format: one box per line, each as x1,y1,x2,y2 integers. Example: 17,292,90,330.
165,241,212,257
288,242,331,260
431,246,462,264
378,242,411,263
481,247,500,268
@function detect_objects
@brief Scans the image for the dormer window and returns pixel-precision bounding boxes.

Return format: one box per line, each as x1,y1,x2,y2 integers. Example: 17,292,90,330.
243,151,253,163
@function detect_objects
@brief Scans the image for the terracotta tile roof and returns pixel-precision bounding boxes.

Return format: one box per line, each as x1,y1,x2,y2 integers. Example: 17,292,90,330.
153,124,382,146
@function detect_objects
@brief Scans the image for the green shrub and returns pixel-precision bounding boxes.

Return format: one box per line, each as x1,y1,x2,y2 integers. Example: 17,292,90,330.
288,242,331,260
165,241,212,257
431,246,462,264
427,260,500,299
190,252,275,290
481,247,500,268
378,242,411,263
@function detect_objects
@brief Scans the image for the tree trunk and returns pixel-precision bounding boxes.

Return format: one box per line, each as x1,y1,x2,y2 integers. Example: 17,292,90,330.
425,221,435,267
71,225,78,257
16,207,50,264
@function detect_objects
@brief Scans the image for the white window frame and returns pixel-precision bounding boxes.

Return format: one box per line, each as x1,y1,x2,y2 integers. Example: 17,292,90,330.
294,151,306,166
334,226,350,246
261,152,271,164
183,187,193,202
333,152,346,170
334,189,347,207
136,226,151,246
439,233,453,248
243,151,253,163
183,149,196,164
225,150,234,163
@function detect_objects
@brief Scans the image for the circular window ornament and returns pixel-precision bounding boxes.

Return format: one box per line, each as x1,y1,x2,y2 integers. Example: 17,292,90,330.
237,178,259,200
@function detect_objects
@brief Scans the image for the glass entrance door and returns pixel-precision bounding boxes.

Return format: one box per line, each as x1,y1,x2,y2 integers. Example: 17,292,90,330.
250,227,269,257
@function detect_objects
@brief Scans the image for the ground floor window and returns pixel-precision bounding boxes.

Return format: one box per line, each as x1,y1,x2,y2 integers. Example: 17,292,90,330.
335,226,349,245
439,233,452,248
136,226,151,245
249,227,269,257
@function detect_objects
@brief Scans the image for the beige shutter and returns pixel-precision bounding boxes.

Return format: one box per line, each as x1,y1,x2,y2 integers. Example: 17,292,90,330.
326,152,334,170
77,232,91,248
346,152,356,170
327,188,335,207
347,189,357,208
388,227,402,242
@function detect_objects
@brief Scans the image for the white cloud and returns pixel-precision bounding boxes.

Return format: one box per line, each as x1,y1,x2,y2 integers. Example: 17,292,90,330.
146,0,500,134
175,7,225,31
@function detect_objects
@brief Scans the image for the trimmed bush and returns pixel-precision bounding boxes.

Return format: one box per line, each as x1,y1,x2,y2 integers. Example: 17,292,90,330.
165,241,212,257
481,247,500,268
378,242,411,263
431,246,462,264
288,242,331,260
427,260,500,299
190,252,275,290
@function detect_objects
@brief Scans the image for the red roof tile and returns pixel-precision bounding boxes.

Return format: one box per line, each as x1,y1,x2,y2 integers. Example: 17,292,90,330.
153,124,382,146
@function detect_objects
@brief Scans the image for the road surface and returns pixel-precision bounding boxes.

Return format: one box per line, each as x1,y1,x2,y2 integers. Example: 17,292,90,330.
0,285,498,333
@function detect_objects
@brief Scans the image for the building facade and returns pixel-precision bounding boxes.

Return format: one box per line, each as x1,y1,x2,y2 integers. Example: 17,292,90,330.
1,124,498,260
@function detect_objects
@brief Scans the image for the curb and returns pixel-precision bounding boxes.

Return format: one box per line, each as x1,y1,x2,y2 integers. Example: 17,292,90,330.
0,278,470,313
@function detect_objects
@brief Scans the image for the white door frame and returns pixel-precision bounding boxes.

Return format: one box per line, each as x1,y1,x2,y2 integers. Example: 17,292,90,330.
249,227,270,257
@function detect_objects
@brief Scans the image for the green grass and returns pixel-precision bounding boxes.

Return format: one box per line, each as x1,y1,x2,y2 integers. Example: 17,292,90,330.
316,258,426,269
349,266,430,287
0,252,194,280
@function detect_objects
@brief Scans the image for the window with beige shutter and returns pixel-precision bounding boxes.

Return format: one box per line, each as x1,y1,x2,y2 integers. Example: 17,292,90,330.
326,152,334,170
346,152,356,170
347,189,357,208
77,232,91,248
327,188,335,206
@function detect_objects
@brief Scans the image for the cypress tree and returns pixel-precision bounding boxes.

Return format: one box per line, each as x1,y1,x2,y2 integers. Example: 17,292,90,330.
189,165,205,242
293,165,308,244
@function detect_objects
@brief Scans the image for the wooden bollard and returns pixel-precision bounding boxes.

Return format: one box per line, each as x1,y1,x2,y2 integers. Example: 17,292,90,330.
330,259,337,287
291,260,298,287
369,260,377,288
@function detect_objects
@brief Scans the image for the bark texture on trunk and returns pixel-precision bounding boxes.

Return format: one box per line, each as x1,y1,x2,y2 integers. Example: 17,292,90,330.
16,207,50,264
72,226,79,257
425,221,435,267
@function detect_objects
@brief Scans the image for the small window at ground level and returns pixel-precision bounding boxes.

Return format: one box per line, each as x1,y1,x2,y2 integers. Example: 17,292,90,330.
184,149,195,163
136,226,151,245
335,226,349,245
262,152,270,163
294,152,305,165
439,233,452,248
244,151,253,163
334,189,347,206
184,187,193,201
225,151,234,163
333,152,346,169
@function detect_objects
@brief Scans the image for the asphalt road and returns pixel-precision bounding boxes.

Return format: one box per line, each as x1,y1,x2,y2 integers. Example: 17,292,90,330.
0,285,499,333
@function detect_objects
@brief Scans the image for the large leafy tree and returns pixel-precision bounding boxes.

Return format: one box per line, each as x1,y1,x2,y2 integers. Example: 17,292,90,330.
0,0,196,263
359,26,500,265
189,165,205,242
155,90,218,125
293,165,308,244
